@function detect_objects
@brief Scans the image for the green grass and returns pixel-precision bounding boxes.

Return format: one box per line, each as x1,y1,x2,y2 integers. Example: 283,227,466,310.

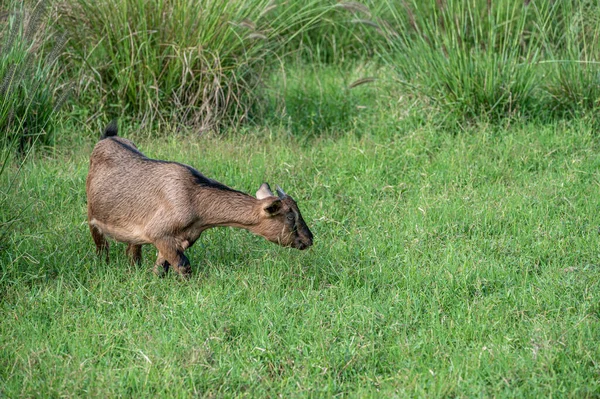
1,119,599,397
2,1,600,396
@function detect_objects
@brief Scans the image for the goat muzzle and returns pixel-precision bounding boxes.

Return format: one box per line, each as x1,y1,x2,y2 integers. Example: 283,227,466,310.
295,237,313,250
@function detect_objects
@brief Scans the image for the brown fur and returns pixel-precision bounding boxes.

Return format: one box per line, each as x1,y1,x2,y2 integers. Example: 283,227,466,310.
86,124,313,277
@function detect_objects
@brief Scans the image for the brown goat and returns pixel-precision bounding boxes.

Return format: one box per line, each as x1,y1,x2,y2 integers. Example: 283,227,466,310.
86,122,313,277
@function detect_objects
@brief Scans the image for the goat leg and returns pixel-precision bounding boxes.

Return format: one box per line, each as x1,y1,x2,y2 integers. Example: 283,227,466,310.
174,252,191,278
126,244,142,266
153,253,170,277
153,239,192,278
90,224,109,263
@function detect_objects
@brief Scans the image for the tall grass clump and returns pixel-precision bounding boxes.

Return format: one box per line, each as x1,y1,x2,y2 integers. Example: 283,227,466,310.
378,0,551,122
275,0,389,64
0,0,69,150
0,0,70,246
59,0,334,132
543,0,600,115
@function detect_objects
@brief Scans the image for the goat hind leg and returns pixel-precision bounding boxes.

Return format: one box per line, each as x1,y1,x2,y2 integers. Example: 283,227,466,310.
90,224,109,263
126,244,142,266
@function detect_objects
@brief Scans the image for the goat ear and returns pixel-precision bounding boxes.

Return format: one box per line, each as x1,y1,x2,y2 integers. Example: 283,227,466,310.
256,182,274,199
263,198,282,216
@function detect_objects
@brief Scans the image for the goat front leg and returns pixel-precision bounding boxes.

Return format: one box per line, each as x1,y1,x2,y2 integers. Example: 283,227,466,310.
153,253,170,277
126,244,142,266
153,239,191,278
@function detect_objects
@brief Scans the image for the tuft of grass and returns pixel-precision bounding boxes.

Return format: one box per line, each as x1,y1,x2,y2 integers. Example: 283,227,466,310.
0,0,70,247
543,0,600,115
58,0,335,132
0,0,70,150
376,0,549,122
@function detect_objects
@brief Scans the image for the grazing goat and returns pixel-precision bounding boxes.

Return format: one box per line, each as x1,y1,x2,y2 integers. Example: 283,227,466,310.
86,122,313,277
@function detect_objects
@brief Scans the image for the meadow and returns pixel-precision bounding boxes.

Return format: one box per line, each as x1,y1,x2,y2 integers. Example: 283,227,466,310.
1,0,600,397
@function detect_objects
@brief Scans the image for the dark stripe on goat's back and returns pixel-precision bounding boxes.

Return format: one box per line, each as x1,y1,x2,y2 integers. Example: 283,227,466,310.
108,138,145,157
180,164,242,193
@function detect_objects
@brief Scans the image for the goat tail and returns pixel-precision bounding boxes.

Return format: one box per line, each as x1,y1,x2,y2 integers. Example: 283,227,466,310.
101,119,118,139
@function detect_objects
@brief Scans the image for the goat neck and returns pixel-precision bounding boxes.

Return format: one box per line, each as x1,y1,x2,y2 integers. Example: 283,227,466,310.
192,187,263,230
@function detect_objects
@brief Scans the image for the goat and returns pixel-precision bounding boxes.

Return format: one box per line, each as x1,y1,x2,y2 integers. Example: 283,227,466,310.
86,122,313,277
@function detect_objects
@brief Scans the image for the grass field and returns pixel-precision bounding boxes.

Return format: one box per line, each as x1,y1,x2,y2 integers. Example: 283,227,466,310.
1,118,599,397
2,0,600,397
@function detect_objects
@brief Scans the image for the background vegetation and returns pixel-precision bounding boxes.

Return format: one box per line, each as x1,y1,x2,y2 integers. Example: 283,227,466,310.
1,0,599,397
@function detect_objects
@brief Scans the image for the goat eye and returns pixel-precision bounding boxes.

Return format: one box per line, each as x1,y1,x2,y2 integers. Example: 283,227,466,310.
286,214,294,221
